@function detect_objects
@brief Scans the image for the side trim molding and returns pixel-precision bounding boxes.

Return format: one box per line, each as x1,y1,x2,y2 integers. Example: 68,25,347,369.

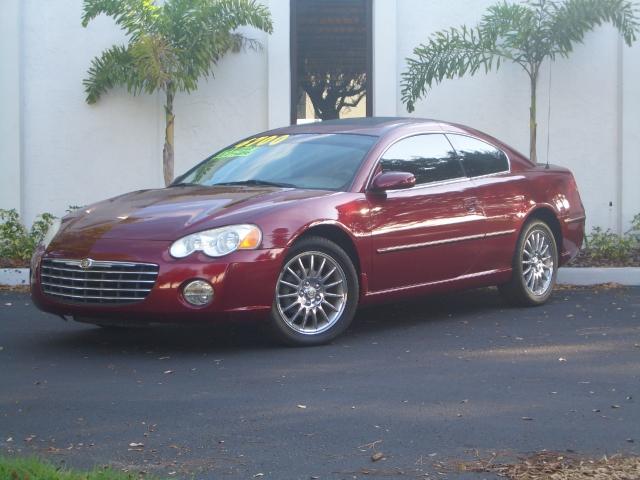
366,268,512,296
376,229,516,254
564,215,586,224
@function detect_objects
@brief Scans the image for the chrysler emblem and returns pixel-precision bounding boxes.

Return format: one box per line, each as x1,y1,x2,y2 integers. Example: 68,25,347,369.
79,258,93,269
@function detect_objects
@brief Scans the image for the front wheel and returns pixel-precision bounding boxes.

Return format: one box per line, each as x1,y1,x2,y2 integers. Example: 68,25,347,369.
499,220,558,306
269,236,359,346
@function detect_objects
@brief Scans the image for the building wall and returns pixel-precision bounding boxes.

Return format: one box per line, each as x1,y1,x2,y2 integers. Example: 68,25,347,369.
1,0,270,225
394,0,639,233
1,0,638,232
0,0,22,213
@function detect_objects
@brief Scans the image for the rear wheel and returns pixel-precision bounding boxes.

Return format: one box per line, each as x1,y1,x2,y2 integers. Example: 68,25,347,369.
269,236,359,346
499,220,558,306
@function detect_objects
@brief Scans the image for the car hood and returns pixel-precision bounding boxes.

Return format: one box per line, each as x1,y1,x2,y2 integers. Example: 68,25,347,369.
56,186,334,241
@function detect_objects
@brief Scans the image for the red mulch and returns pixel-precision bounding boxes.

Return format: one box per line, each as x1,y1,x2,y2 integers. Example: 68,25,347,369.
568,247,640,267
0,258,28,269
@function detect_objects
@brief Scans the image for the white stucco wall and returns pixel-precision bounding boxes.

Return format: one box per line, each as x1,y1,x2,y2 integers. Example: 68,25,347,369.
1,0,638,233
0,0,22,214
395,0,639,233
2,0,269,225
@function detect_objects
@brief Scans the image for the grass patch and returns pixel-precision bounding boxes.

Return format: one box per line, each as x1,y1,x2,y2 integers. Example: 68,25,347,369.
0,457,166,480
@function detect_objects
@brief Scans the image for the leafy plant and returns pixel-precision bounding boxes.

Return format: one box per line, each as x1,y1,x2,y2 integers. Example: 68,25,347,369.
627,212,640,241
585,226,635,262
401,0,639,163
0,456,166,480
0,209,56,266
81,0,274,186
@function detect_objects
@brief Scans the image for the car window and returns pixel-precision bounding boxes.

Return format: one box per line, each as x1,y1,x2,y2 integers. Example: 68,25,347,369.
174,133,377,191
379,134,464,185
446,134,509,177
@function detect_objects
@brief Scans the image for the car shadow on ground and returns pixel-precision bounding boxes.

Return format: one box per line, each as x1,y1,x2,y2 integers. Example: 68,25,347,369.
35,287,512,354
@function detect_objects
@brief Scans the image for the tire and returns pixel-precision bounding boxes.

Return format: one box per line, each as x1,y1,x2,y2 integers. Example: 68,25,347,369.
499,220,558,306
269,236,359,346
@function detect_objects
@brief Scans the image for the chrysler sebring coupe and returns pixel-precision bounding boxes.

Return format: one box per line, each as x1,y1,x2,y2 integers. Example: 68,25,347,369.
31,117,585,345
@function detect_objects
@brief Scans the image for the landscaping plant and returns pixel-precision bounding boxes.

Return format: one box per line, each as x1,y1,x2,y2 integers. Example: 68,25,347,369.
401,0,639,163
0,456,166,480
585,226,635,262
0,209,55,267
577,213,640,265
81,0,273,186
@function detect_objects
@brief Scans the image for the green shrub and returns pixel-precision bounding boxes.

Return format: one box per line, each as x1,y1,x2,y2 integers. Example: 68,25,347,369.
628,213,640,242
0,456,164,480
585,226,635,262
0,209,55,266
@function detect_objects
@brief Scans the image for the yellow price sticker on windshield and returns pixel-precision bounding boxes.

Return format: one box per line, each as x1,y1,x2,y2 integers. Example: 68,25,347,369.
214,135,291,159
234,134,290,148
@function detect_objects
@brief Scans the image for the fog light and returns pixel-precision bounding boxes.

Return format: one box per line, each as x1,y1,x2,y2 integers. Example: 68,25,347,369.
182,280,214,306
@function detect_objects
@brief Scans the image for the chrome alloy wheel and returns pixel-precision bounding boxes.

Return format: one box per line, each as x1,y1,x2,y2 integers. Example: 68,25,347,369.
522,229,554,296
275,251,348,335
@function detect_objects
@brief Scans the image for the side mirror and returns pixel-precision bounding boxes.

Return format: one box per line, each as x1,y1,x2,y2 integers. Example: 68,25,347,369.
369,171,416,192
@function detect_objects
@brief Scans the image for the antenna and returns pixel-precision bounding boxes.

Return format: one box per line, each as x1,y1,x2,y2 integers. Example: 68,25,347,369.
545,59,552,169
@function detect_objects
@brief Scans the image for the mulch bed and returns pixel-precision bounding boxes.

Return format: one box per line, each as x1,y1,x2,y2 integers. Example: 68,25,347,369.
0,284,30,293
0,258,28,268
437,451,640,479
567,247,640,268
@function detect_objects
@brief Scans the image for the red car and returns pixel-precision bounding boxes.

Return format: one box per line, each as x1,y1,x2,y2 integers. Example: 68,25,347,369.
31,118,585,345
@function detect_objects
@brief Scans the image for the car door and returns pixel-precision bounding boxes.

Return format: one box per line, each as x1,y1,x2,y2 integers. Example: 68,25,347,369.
445,133,525,274
367,133,486,292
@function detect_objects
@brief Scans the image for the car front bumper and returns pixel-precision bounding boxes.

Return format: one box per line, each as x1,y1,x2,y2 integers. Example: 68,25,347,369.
30,238,285,323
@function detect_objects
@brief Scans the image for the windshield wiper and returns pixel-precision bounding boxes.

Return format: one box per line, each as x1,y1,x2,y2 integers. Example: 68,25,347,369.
167,182,201,187
212,179,296,188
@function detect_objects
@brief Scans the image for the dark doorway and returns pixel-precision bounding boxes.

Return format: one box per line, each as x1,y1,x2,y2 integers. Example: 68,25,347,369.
290,0,373,125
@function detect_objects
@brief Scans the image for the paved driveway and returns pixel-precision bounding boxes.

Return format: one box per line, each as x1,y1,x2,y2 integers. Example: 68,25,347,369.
1,287,639,479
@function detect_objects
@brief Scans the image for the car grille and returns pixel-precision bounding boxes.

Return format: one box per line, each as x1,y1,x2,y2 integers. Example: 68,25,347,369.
40,258,159,305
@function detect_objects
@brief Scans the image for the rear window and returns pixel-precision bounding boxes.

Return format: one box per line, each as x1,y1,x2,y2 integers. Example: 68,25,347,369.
446,134,509,177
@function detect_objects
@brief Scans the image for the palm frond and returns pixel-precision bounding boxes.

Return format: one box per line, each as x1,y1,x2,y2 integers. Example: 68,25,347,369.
401,0,640,112
82,0,273,100
130,34,178,92
401,26,499,112
81,0,159,39
482,2,540,65
83,45,143,103
550,0,639,55
202,0,274,35
163,0,273,92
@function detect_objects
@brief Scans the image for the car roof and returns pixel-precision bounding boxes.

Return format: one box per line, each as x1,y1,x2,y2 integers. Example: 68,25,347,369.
265,117,443,137
260,117,533,168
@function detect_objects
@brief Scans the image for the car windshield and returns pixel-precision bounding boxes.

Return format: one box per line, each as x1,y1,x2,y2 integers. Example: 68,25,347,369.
173,133,377,191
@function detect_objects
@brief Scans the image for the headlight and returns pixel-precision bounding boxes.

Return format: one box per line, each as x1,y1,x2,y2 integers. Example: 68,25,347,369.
40,218,62,249
169,224,262,258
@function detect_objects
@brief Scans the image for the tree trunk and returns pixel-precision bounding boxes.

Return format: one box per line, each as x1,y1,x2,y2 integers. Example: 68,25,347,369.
162,86,175,186
529,73,538,164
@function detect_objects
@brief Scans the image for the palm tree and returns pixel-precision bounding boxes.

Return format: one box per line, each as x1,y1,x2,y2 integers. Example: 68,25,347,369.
82,0,273,185
401,0,638,163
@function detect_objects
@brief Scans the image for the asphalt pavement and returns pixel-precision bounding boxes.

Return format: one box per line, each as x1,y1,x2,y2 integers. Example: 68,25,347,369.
1,286,639,479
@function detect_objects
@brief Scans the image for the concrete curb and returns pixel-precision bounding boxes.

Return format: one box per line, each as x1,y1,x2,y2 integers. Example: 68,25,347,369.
0,268,29,286
557,267,640,286
1,267,639,287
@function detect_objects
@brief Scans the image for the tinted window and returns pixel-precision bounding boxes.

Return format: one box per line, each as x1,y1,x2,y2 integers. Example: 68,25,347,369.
175,134,376,191
380,134,463,185
447,134,509,177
